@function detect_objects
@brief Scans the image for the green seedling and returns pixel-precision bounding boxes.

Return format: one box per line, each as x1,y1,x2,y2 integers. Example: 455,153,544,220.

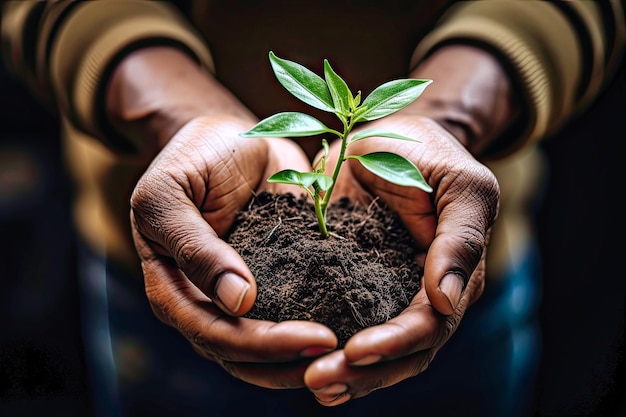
240,51,433,238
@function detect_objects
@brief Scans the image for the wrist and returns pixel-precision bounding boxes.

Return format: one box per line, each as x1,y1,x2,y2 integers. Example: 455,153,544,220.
406,44,520,158
105,46,255,157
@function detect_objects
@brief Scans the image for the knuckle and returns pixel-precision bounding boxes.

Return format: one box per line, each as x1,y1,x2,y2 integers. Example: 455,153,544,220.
444,312,461,338
144,283,173,325
130,170,167,210
172,237,215,292
183,315,233,362
130,172,180,238
190,331,228,360
460,226,486,265
444,162,500,222
414,349,436,375
428,313,458,350
173,236,203,271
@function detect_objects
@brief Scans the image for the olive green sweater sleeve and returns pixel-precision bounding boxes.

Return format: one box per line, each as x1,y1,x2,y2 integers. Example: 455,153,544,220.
410,0,626,158
1,0,214,152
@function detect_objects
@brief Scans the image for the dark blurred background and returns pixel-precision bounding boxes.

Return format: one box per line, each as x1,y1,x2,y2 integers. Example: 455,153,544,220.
0,47,91,415
535,61,626,416
0,47,624,417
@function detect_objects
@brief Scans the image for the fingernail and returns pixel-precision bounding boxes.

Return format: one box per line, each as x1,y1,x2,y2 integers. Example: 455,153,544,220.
215,272,250,313
300,347,334,358
350,354,381,366
439,273,464,312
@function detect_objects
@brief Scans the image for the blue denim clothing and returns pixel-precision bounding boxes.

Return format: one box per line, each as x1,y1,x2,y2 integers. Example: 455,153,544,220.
78,242,541,417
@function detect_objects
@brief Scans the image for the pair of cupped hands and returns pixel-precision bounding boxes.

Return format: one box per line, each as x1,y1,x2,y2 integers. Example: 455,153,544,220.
129,110,499,406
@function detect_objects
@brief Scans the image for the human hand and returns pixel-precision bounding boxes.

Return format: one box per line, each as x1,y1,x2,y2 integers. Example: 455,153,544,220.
130,115,338,388
304,114,499,405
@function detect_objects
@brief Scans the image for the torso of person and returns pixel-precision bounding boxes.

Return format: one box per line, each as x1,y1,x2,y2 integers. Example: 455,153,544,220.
69,1,535,283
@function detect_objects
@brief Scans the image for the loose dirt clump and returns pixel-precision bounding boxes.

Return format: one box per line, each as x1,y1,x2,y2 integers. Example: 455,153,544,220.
227,191,422,347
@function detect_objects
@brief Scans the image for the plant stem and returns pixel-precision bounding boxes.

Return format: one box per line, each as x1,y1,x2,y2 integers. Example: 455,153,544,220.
320,116,354,223
314,193,329,238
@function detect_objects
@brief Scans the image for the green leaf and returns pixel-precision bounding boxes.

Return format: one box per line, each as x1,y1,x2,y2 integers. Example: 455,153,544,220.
349,128,421,144
239,112,337,138
269,51,335,113
308,173,333,191
356,79,432,122
267,170,333,191
351,105,369,121
347,152,432,192
267,169,305,186
313,139,331,172
321,138,330,157
324,59,352,115
352,90,362,108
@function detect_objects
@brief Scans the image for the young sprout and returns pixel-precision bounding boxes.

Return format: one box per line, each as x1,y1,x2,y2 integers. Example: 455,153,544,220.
240,51,433,238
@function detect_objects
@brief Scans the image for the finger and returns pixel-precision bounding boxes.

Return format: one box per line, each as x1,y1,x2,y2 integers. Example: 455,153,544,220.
305,348,437,406
129,121,266,316
303,291,462,405
216,357,313,389
131,194,257,316
337,289,455,364
133,216,337,363
191,338,331,390
423,177,496,316
333,257,481,368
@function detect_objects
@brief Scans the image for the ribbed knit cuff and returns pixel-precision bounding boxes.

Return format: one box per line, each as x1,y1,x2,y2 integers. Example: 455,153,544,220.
410,2,581,158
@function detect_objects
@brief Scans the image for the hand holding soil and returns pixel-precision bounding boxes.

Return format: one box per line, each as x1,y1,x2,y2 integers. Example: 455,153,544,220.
233,113,498,405
129,54,500,405
130,115,338,389
304,115,498,404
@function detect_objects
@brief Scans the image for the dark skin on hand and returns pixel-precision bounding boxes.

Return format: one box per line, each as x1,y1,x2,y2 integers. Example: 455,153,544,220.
107,38,514,404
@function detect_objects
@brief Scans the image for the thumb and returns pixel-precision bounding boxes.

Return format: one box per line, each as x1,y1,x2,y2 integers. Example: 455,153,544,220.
423,233,478,316
130,185,257,317
423,183,497,316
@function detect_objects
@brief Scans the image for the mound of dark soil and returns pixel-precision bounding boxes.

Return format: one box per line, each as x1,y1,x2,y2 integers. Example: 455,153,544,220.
227,191,422,347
